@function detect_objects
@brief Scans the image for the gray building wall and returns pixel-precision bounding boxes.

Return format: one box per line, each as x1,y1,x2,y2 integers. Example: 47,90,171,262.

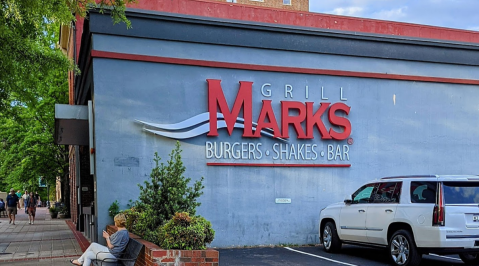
84,12,479,248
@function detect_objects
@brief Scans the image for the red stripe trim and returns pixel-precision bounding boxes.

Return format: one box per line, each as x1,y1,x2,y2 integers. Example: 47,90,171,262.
125,0,479,44
91,50,479,85
207,163,351,167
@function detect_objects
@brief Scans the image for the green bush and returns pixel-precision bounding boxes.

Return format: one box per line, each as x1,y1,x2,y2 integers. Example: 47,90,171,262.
119,142,213,249
136,141,204,232
108,200,120,219
158,212,215,250
49,206,58,213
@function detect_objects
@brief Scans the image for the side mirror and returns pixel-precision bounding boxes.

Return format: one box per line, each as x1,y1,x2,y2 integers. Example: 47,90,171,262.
344,195,353,204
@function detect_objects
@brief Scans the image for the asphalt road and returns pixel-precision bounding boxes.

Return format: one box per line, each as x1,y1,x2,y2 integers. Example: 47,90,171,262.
219,244,465,266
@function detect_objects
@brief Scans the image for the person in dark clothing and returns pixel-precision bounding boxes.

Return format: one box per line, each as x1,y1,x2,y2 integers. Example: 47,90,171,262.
26,192,38,225
6,188,20,225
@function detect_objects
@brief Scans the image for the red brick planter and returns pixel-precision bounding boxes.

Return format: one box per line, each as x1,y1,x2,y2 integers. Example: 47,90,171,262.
107,225,218,266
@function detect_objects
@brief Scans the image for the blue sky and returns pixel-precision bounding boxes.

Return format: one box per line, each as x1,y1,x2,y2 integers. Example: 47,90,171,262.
309,0,479,31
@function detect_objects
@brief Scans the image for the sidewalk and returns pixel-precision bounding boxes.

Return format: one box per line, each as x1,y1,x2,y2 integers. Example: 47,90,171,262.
0,207,84,265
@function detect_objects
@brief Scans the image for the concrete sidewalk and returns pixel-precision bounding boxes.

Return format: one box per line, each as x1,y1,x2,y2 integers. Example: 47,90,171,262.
0,207,84,265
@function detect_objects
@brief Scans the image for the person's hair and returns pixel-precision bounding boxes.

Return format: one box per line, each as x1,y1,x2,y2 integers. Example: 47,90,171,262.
114,213,127,228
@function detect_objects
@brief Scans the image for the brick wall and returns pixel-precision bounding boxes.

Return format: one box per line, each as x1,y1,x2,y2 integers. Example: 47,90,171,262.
211,0,308,11
107,225,219,266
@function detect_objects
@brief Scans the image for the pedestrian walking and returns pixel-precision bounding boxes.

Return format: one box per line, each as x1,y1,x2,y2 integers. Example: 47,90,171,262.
6,188,20,225
16,190,23,209
22,190,28,214
26,192,37,225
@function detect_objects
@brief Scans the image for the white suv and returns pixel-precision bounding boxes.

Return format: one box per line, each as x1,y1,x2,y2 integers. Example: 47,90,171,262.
319,175,479,266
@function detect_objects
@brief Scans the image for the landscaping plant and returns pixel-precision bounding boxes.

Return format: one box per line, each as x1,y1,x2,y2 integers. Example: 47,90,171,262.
121,141,214,248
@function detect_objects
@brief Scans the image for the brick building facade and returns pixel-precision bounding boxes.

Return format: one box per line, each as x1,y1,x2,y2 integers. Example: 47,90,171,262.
212,0,309,11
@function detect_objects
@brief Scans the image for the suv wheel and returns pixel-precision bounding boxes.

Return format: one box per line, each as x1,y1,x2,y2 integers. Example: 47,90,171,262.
322,221,341,253
388,229,421,266
459,253,479,265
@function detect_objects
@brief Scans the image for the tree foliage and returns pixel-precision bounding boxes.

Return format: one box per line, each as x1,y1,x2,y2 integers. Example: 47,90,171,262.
0,0,137,192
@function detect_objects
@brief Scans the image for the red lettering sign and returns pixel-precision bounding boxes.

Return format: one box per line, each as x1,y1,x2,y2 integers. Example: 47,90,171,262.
207,80,351,140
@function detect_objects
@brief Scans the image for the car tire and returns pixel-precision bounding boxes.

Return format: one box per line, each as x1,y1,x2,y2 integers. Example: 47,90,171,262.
459,253,479,265
322,221,341,253
388,229,421,266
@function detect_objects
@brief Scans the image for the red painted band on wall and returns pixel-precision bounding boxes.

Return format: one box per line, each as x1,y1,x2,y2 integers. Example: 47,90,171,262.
123,0,479,44
207,163,351,167
91,50,479,85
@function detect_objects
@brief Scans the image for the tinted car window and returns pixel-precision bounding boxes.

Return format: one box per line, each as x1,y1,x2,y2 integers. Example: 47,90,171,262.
372,182,401,203
443,182,479,204
410,181,436,203
352,184,375,204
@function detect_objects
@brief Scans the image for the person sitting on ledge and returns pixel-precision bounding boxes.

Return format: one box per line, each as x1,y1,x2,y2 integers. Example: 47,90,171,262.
70,213,129,266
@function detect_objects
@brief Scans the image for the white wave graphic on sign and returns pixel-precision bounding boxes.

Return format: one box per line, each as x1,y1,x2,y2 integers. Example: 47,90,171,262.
136,112,285,141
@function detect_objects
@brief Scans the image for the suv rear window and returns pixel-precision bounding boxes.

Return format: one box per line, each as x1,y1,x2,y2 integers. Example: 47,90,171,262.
443,182,479,204
410,181,436,203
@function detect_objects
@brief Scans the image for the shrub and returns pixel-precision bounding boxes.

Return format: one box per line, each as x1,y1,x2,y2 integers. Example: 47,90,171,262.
108,200,120,219
158,212,215,250
49,206,57,213
136,141,204,231
120,142,212,249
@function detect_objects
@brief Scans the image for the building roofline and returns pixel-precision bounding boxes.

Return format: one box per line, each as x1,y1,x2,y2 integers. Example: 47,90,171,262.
125,0,479,44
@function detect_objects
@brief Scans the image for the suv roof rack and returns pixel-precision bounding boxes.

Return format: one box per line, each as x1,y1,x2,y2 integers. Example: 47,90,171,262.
381,175,437,180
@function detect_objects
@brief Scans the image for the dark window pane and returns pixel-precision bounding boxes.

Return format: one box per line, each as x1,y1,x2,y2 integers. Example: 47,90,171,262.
352,184,375,204
372,182,401,203
410,181,437,203
391,182,402,203
443,182,479,204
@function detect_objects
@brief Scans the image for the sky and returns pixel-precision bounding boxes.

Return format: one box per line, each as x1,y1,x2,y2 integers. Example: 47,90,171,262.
309,0,479,31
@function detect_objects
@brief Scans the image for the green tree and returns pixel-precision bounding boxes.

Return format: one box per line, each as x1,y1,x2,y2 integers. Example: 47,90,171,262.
0,0,137,197
137,142,205,230
0,0,138,113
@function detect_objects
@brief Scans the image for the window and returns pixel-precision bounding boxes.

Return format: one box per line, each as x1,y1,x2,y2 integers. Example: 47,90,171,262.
410,181,437,203
226,0,237,2
352,184,375,204
443,182,479,204
283,0,291,5
371,182,401,203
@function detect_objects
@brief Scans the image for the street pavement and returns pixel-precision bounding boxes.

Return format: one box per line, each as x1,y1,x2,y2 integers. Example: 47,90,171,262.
0,207,83,265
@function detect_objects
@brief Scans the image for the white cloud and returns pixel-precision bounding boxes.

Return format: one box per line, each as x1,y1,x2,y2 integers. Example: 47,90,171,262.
467,26,479,32
372,7,408,21
328,6,364,16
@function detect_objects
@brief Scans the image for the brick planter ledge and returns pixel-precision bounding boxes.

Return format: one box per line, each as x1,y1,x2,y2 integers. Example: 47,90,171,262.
107,225,219,266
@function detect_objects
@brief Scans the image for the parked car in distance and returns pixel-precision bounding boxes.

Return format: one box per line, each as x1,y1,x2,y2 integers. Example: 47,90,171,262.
319,175,479,266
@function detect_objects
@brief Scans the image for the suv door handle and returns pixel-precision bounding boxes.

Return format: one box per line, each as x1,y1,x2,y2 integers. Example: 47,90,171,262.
358,209,366,213
385,209,393,213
